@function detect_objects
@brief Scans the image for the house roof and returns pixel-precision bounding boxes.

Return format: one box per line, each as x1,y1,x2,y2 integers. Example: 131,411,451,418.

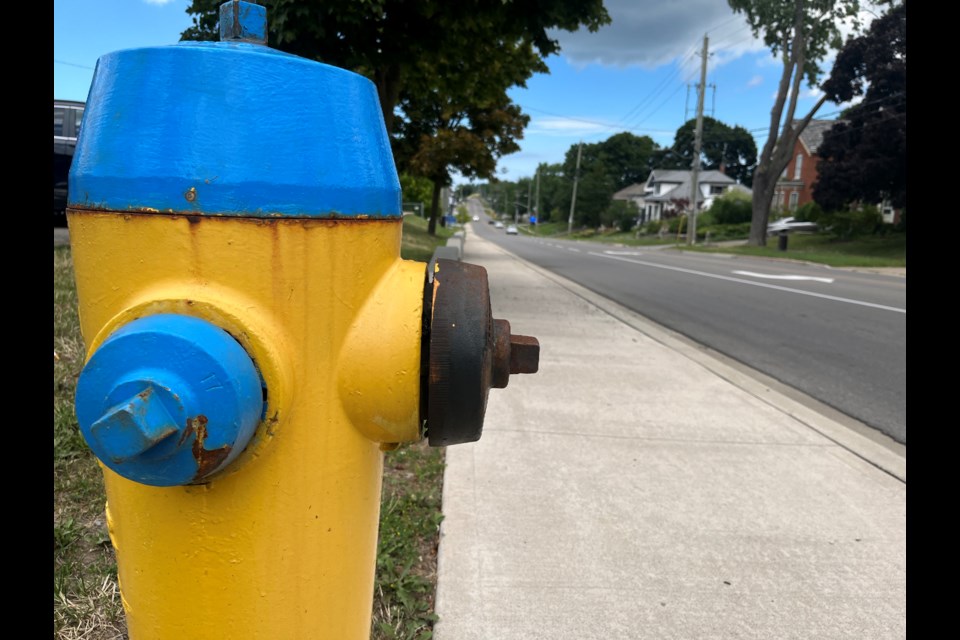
611,183,648,199
643,169,736,203
795,119,839,155
647,169,735,186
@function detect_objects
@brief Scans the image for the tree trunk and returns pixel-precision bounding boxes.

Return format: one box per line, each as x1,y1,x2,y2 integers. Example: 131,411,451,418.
427,179,442,236
374,64,403,135
748,166,777,246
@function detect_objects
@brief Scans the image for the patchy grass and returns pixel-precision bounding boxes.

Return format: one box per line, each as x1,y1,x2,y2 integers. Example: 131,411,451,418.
54,246,128,640
679,232,907,267
54,223,448,639
401,213,455,262
372,442,445,639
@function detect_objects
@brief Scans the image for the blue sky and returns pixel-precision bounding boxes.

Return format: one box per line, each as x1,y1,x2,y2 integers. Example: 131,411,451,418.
54,1,871,185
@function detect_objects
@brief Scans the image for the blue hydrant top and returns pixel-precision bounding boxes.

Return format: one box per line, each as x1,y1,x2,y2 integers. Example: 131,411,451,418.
68,1,401,219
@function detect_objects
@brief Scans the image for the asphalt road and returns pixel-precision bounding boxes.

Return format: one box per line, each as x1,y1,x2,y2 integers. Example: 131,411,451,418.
466,199,907,444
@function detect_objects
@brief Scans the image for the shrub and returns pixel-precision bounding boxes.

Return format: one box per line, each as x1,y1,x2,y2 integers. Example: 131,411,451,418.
699,222,751,241
665,215,687,234
795,201,824,223
820,204,883,240
600,200,640,233
708,189,753,224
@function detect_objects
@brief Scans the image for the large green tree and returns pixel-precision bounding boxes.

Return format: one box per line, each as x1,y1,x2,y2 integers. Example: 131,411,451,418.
813,3,905,213
183,0,610,234
728,0,863,246
671,117,758,186
597,132,658,191
183,1,609,134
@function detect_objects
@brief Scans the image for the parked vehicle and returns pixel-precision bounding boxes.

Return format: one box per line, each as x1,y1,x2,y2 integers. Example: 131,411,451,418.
505,225,518,235
494,221,504,229
54,99,85,227
767,217,818,235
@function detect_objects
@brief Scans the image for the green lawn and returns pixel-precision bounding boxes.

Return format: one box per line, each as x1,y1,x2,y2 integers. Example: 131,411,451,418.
520,217,906,268
54,218,450,640
682,232,907,267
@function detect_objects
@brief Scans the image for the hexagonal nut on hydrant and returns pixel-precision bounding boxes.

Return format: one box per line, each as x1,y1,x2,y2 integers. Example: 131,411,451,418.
423,258,540,447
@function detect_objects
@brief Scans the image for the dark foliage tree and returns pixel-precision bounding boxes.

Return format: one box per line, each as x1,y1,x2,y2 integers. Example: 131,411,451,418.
813,2,905,213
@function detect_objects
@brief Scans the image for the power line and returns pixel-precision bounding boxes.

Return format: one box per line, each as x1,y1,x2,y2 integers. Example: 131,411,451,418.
55,59,95,70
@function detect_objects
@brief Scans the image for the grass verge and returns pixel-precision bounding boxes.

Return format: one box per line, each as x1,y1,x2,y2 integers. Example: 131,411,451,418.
54,217,450,639
679,231,907,267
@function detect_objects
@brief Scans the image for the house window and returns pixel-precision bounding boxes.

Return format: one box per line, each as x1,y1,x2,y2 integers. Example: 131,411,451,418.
709,185,725,195
794,154,803,180
789,192,799,211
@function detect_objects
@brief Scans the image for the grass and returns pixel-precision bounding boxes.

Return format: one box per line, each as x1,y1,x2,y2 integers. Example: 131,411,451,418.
679,231,907,267
54,218,451,639
516,213,906,268
400,213,455,262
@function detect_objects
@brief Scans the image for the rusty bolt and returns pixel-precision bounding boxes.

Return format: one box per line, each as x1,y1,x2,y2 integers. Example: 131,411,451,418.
509,334,540,375
491,320,539,389
184,187,197,202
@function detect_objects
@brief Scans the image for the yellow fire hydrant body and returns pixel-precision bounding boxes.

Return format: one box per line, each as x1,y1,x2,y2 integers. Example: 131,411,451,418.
69,3,422,636
70,214,423,637
70,3,539,637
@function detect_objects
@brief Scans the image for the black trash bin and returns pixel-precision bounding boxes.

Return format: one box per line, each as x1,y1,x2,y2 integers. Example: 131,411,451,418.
778,231,788,251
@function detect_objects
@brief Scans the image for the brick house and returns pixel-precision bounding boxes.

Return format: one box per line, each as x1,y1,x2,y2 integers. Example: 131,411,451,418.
774,118,901,224
772,119,837,214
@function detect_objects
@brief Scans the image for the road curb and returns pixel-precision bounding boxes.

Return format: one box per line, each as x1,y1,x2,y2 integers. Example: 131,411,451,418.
464,224,906,482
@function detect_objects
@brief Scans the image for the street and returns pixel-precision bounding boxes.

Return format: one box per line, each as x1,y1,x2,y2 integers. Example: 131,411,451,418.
466,199,906,444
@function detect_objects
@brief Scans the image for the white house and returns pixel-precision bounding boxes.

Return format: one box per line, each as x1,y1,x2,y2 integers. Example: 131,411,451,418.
613,169,748,223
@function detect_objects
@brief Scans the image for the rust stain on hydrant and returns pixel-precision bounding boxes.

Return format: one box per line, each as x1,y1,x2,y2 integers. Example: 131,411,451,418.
182,415,233,481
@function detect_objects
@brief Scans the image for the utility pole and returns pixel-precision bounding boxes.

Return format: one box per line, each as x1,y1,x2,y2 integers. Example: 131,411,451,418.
514,190,520,224
526,179,533,224
567,140,583,235
688,33,708,247
534,166,541,223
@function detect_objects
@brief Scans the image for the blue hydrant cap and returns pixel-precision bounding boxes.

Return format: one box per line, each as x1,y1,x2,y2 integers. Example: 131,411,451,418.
68,1,400,218
75,314,265,486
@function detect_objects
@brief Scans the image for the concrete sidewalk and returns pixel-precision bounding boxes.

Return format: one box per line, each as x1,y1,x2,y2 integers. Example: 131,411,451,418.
433,228,905,640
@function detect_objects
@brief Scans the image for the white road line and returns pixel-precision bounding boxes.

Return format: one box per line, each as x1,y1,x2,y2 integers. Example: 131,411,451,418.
604,250,643,256
568,247,581,253
587,252,905,314
732,270,835,284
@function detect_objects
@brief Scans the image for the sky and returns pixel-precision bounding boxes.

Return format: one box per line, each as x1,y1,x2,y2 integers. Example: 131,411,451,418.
54,0,873,186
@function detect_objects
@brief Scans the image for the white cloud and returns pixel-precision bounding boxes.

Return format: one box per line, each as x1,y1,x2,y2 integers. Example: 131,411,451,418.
747,75,763,88
527,117,613,137
551,0,766,69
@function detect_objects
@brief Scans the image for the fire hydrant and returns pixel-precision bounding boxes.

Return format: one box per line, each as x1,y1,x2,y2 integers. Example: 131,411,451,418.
68,2,538,637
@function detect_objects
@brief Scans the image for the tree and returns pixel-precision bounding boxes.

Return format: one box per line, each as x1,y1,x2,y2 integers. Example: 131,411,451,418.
183,1,609,134
813,3,905,213
392,34,535,233
596,132,658,191
561,142,615,228
671,117,758,186
728,0,863,246
183,1,610,234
